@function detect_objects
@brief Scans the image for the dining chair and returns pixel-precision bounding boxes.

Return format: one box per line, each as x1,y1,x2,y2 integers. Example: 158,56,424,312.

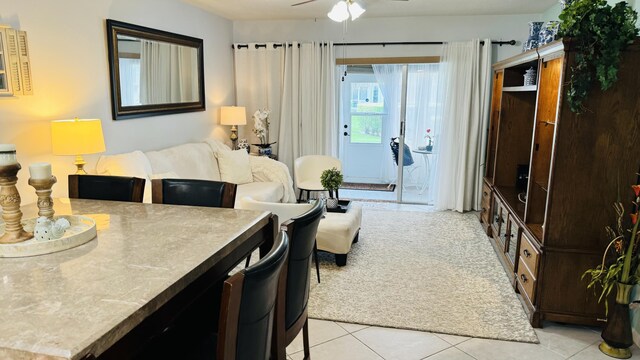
389,137,420,190
144,231,289,360
294,155,342,202
238,196,322,283
213,230,289,360
68,174,146,202
151,178,237,208
272,199,325,360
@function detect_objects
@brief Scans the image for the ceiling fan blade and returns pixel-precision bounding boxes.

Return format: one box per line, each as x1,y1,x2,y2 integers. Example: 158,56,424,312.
291,0,318,6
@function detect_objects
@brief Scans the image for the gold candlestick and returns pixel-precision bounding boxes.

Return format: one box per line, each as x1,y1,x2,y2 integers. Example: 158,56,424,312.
28,176,57,220
0,163,33,244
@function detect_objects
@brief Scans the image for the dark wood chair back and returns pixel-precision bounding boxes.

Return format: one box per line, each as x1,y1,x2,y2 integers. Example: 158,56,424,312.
151,178,237,208
68,175,145,202
218,230,289,360
273,199,324,359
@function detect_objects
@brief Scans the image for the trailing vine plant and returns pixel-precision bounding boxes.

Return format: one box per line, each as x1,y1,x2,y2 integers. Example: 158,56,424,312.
558,0,638,114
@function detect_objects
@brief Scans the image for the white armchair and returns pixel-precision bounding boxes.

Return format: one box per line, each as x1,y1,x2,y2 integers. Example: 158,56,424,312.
294,155,341,201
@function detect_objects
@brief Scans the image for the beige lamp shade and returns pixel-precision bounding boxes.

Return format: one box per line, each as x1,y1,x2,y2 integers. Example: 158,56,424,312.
51,118,106,155
220,106,247,126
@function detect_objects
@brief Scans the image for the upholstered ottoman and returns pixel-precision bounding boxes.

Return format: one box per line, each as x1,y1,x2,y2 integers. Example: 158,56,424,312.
316,205,362,266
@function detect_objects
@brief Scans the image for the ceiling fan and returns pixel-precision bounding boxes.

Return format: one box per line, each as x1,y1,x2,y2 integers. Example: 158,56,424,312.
292,0,409,22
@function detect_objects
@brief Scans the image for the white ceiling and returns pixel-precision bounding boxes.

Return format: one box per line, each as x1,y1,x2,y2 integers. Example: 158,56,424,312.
185,0,558,21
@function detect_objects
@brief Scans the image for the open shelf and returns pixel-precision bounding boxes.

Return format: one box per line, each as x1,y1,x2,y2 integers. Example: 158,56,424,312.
495,186,526,221
534,180,548,193
527,223,543,242
503,85,537,92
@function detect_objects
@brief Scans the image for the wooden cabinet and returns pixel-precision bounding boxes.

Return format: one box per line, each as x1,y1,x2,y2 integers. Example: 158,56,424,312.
480,180,492,235
488,195,520,280
480,39,640,327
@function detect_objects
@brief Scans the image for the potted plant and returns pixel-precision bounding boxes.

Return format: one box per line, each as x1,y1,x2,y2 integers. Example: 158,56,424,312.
558,0,638,114
252,109,276,155
320,167,343,209
583,177,640,359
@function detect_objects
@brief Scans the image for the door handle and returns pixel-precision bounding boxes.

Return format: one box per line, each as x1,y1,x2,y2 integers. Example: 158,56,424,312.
344,132,349,136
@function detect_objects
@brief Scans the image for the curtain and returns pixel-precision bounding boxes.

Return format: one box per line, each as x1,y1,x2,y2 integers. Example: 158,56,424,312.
434,39,492,212
119,58,141,106
405,64,441,203
233,43,285,154
140,40,197,104
233,42,336,171
372,64,403,183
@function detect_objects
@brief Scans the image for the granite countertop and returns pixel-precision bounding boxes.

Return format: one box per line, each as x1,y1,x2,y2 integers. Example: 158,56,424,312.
0,198,270,360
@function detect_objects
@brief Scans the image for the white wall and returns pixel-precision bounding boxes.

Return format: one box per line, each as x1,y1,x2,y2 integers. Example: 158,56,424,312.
233,14,542,61
0,0,234,204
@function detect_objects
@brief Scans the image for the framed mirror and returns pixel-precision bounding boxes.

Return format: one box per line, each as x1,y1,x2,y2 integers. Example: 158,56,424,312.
106,19,205,120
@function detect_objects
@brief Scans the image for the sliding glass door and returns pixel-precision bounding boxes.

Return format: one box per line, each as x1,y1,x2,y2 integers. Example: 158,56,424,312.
338,62,441,204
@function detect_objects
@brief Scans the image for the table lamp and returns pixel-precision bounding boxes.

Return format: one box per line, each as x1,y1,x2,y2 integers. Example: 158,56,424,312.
220,106,247,150
51,118,106,174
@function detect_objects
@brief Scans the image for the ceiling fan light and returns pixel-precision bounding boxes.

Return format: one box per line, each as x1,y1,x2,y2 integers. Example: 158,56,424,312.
348,2,365,20
328,1,350,22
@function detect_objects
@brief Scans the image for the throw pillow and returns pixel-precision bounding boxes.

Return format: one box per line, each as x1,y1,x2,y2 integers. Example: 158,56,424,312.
95,150,153,203
215,150,253,184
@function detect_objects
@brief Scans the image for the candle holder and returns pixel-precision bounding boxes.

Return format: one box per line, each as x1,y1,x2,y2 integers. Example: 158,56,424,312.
28,176,57,220
0,163,33,244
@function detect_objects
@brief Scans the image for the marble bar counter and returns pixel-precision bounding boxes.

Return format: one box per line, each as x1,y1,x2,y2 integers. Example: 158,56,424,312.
0,198,273,360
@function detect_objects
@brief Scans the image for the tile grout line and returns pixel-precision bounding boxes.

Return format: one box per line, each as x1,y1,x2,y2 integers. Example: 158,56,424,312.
452,343,480,360
288,333,352,357
417,344,461,360
349,331,393,360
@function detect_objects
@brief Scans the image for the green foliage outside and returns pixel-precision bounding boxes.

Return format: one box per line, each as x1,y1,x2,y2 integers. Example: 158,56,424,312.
558,0,638,114
351,115,382,143
350,103,385,144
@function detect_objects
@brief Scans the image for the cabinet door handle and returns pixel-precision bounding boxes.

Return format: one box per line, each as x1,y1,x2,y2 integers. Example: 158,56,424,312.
523,249,531,258
521,274,528,283
482,208,487,213
483,191,489,197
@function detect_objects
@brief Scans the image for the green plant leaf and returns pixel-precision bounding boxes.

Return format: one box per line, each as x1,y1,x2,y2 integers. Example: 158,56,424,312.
559,0,638,114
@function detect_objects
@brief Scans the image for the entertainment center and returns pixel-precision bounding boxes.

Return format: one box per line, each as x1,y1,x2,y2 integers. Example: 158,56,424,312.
480,38,640,327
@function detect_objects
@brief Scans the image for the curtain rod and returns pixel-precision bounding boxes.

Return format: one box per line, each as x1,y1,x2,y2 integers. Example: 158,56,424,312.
232,40,516,50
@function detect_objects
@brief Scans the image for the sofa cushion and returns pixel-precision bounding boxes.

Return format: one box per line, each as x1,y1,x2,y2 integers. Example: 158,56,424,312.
95,150,153,203
236,182,284,207
215,150,253,184
145,143,221,181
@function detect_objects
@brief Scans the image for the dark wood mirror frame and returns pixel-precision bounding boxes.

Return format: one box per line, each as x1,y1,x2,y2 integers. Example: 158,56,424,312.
106,19,206,120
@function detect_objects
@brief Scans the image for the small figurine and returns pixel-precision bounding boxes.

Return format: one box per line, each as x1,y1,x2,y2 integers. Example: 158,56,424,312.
33,216,71,241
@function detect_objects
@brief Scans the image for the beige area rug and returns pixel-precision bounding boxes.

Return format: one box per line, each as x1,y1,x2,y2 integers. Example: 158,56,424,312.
308,209,539,343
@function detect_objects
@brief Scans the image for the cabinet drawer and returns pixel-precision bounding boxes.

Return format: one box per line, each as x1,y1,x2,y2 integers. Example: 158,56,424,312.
519,232,540,275
517,258,537,302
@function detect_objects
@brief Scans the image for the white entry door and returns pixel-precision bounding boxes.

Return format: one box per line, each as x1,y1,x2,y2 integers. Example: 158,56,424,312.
339,71,391,183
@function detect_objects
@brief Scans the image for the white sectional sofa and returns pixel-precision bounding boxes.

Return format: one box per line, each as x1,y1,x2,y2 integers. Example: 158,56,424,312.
95,138,296,207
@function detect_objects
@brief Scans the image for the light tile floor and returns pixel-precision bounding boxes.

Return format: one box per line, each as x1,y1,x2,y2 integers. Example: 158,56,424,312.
286,319,640,360
287,200,640,360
